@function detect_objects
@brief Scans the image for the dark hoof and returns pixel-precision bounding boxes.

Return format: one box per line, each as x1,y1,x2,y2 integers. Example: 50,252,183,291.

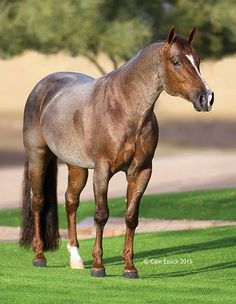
33,259,47,267
123,271,139,279
91,268,106,277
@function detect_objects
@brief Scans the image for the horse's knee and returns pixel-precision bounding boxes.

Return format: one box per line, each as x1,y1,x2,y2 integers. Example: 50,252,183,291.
65,191,79,213
125,209,138,229
94,207,109,226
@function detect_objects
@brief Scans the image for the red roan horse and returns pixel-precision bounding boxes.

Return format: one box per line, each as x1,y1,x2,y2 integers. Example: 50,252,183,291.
20,27,214,278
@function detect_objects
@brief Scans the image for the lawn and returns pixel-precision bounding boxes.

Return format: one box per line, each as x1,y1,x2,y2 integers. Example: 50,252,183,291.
0,226,236,303
0,188,235,228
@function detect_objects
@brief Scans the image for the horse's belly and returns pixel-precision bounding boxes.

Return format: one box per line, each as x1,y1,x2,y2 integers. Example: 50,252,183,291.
49,142,95,169
42,120,95,169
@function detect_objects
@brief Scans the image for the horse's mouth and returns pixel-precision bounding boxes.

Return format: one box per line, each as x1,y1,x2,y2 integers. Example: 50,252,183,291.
193,104,204,112
193,102,212,112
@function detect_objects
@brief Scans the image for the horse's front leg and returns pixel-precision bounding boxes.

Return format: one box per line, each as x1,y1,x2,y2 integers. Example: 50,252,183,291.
123,162,152,279
91,161,111,277
65,165,88,269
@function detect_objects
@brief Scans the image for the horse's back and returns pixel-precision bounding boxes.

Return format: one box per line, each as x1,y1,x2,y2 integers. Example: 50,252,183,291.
26,71,94,110
38,71,94,86
39,71,94,88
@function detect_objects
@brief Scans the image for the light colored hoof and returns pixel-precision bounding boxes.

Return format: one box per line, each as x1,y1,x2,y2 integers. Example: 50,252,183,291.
70,260,85,270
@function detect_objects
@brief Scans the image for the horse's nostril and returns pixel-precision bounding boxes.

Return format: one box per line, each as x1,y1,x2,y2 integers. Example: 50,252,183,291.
199,91,214,110
209,92,214,106
199,93,205,106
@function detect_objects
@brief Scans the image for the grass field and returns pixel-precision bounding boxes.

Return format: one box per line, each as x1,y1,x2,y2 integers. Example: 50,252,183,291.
0,188,235,228
0,226,236,303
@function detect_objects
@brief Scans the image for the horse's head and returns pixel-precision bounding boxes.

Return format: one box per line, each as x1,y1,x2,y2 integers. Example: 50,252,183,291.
159,26,214,112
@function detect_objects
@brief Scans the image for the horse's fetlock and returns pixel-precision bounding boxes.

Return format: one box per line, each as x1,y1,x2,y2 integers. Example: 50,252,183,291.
92,247,103,258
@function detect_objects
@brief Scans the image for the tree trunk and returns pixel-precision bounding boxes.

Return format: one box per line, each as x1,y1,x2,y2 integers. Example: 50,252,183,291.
85,53,107,75
110,55,119,70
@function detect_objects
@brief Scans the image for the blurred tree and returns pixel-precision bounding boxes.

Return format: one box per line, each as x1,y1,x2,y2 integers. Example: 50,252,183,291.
172,0,236,58
130,0,236,59
0,0,151,74
0,0,235,75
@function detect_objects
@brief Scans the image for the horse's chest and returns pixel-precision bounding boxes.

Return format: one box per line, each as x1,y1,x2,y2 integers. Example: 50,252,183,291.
110,125,156,173
110,131,152,173
111,141,136,173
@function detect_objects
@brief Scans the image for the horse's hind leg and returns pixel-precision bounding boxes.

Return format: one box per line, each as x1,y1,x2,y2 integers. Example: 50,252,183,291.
28,148,53,266
66,165,88,269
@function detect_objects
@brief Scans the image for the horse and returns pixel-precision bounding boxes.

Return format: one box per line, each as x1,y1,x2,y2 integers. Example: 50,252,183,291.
20,26,214,279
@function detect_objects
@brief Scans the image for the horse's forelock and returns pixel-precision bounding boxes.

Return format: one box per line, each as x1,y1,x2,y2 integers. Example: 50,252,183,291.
172,36,194,55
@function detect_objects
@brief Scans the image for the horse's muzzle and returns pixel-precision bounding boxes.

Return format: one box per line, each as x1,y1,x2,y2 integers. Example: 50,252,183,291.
194,90,214,112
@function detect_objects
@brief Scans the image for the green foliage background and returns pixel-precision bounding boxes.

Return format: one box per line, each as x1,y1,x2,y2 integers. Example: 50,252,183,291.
0,0,235,72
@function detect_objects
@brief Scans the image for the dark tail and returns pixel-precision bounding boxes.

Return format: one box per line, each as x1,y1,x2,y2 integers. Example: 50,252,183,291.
19,157,60,251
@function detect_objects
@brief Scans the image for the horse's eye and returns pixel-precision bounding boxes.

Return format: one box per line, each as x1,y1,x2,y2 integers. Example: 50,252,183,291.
172,58,180,66
172,59,180,66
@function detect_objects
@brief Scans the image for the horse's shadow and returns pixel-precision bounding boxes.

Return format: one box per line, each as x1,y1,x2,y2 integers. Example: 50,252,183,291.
85,236,236,278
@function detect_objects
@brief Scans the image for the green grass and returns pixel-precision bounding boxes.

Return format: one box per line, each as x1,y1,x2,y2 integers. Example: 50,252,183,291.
0,189,235,228
0,226,236,303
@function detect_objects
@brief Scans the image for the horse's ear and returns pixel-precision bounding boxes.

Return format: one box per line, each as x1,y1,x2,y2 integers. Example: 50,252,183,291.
187,27,196,44
167,26,176,44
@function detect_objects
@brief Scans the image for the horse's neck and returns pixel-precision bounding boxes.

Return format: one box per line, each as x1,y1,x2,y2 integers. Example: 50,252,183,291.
115,43,163,119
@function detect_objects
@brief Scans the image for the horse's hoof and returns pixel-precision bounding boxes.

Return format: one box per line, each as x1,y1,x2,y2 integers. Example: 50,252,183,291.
123,270,139,279
91,268,106,277
33,259,47,267
70,260,85,270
